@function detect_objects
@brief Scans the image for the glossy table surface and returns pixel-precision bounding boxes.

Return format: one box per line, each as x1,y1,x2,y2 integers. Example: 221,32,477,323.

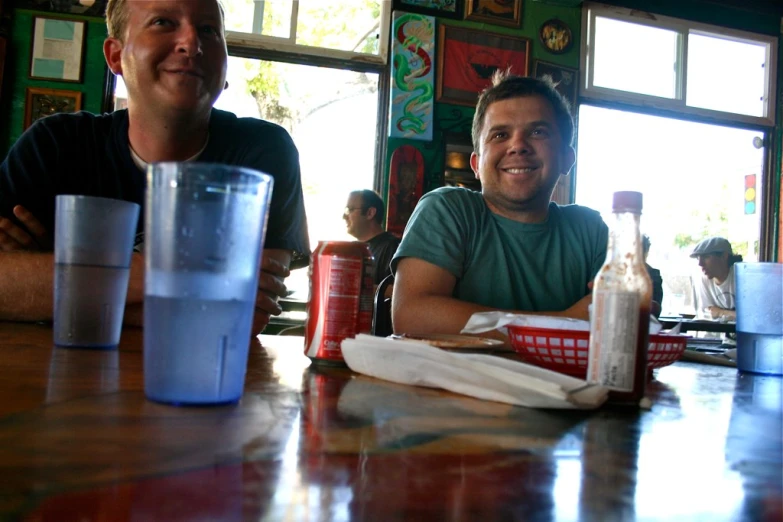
0,323,781,521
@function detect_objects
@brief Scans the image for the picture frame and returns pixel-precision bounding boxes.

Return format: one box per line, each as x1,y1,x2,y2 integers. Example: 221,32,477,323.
532,60,578,114
29,16,85,82
392,0,464,20
24,87,82,129
436,24,530,107
539,18,573,55
14,0,107,17
465,0,522,28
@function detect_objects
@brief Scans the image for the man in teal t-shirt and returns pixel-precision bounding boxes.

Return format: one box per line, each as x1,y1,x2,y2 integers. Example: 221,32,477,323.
391,71,608,340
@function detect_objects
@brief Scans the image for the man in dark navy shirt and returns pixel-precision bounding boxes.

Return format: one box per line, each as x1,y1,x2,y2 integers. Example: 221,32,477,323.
0,0,310,333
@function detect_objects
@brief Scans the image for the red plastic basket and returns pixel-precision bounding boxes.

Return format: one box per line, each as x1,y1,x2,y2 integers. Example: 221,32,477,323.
507,325,688,378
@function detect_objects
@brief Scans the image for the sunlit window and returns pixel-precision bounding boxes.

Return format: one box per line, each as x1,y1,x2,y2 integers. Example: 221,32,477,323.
223,0,388,61
686,33,767,117
582,2,777,125
575,105,763,315
592,17,679,99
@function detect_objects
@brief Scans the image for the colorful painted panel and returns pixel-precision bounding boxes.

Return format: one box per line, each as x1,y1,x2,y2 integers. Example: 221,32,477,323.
389,12,435,141
387,145,425,236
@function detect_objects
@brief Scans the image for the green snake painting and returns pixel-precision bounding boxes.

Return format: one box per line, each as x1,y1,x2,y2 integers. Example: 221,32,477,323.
392,14,434,137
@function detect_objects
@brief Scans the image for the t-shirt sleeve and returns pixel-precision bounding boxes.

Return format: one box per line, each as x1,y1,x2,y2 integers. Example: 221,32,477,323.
241,123,310,266
391,191,469,278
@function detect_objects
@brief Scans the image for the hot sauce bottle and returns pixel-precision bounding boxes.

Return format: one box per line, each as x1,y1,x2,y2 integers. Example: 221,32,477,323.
587,191,653,405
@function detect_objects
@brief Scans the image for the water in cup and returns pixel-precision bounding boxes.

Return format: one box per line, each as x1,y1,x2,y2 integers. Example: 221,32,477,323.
144,271,255,403
54,263,131,348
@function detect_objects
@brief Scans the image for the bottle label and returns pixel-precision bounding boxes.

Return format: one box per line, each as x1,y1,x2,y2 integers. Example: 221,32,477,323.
588,290,641,392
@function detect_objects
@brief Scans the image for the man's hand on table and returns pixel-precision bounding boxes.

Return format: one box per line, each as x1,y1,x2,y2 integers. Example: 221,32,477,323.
252,254,291,335
706,306,736,322
0,205,52,251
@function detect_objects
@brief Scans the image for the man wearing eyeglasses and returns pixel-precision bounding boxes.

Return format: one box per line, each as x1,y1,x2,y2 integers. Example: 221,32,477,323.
343,189,400,285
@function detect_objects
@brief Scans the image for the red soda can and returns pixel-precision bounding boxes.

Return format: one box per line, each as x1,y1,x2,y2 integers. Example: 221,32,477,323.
305,241,374,364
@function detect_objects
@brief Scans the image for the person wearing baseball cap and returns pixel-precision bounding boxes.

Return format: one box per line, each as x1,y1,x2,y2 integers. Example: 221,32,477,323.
690,237,742,321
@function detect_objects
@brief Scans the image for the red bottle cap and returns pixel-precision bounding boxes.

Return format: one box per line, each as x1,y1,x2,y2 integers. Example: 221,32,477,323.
613,191,643,212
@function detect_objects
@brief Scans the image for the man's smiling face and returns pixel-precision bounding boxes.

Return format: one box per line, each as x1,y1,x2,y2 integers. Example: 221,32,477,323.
470,95,574,222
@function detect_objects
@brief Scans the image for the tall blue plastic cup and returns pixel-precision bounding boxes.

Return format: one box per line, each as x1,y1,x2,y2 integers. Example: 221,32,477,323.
735,262,783,375
144,163,273,405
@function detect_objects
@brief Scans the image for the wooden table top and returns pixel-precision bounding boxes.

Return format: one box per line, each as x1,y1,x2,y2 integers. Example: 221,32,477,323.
0,322,781,521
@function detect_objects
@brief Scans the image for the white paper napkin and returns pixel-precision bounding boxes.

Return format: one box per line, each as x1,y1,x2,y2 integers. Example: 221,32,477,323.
340,334,608,409
461,311,664,336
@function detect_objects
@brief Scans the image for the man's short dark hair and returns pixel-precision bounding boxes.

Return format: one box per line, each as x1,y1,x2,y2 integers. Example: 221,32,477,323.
642,234,651,255
106,0,226,40
471,69,574,153
351,189,385,224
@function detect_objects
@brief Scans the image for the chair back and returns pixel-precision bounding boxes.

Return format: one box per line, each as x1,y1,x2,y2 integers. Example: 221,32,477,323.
372,274,394,337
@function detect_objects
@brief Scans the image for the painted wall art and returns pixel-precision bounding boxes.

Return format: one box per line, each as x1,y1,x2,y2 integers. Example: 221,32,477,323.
24,86,82,129
533,60,577,114
393,0,463,20
389,11,435,140
465,0,522,28
29,16,85,82
436,24,529,107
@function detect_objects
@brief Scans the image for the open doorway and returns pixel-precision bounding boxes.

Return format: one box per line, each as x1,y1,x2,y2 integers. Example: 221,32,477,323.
574,105,764,316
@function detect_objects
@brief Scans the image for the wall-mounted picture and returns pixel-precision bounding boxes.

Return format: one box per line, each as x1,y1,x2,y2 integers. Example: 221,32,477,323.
389,12,435,141
436,25,529,107
465,0,522,28
392,0,464,20
24,87,82,129
14,0,107,17
539,18,573,54
29,16,85,82
533,60,577,114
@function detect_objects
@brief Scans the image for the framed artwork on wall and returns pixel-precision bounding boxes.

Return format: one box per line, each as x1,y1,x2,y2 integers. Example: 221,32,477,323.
539,18,573,54
14,0,107,17
24,86,82,129
532,60,577,114
465,0,522,28
392,0,464,20
436,24,529,107
29,16,85,82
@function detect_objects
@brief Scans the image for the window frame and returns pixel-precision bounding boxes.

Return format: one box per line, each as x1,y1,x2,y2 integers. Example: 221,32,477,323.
225,1,392,66
580,2,778,127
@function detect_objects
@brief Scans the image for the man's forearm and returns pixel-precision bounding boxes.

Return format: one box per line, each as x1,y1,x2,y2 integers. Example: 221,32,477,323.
392,296,510,344
0,252,55,321
0,252,145,322
392,295,590,346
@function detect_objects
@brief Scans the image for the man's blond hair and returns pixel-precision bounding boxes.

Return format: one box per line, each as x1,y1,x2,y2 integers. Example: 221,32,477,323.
105,0,128,40
105,0,226,41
